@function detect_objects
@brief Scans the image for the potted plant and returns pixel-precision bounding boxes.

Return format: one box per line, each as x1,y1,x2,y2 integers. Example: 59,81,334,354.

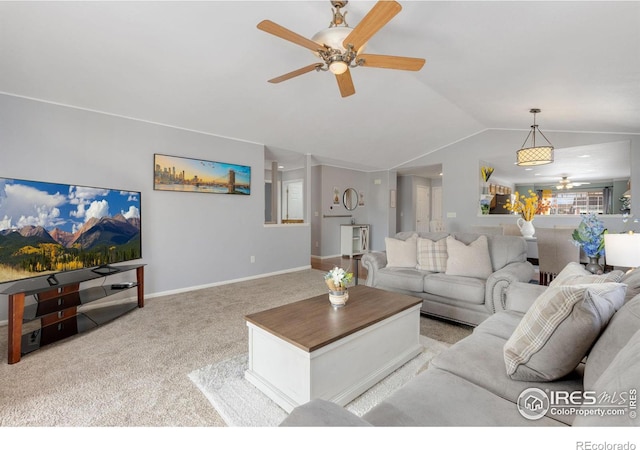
325,266,353,308
572,213,607,274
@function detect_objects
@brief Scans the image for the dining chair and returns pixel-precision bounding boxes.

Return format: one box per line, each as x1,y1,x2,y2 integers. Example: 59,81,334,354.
500,223,521,236
535,227,581,285
471,226,503,235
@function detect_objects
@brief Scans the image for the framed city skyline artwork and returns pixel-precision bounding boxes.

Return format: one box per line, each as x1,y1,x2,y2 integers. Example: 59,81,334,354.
153,154,251,195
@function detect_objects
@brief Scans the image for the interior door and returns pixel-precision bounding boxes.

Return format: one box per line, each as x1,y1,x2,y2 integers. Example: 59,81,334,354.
282,179,303,221
431,185,443,221
416,185,430,232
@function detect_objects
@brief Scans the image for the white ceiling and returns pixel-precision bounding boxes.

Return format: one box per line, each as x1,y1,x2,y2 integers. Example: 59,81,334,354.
1,1,639,174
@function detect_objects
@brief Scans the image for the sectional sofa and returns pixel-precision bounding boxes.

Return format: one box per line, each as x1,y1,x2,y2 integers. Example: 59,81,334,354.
281,263,640,426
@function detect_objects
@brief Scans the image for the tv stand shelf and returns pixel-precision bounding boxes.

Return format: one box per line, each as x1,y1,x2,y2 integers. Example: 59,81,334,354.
1,264,144,364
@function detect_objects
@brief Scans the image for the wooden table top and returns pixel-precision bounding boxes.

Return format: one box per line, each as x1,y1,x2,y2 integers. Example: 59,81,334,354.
245,285,422,352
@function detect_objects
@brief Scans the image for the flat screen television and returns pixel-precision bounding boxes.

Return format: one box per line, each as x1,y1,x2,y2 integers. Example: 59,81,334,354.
0,177,141,284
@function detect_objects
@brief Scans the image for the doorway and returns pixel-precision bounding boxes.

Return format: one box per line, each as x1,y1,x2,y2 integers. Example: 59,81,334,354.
282,179,304,222
416,185,430,232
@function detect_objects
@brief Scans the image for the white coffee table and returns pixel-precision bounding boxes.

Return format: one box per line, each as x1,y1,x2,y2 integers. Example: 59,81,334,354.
244,285,423,413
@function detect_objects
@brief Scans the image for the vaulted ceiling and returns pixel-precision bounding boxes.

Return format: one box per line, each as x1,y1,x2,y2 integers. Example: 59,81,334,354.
1,1,639,172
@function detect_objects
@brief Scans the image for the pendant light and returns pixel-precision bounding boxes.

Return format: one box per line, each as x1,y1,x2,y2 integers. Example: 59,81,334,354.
516,108,554,166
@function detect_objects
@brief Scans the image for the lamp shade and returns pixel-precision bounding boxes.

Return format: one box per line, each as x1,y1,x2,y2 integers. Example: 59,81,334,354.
516,109,554,166
517,146,554,166
604,233,640,268
311,27,365,54
329,60,348,74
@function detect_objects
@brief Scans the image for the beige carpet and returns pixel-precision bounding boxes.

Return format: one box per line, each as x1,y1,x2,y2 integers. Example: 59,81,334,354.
0,269,472,427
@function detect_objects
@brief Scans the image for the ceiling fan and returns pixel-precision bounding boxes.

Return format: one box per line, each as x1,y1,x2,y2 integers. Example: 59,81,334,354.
554,176,590,190
257,0,426,98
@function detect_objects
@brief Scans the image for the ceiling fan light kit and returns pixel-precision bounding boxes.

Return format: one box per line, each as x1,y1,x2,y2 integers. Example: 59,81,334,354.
516,108,554,166
556,176,574,190
257,0,425,97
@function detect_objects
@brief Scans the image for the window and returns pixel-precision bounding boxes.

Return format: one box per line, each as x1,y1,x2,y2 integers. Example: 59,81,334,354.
549,190,606,215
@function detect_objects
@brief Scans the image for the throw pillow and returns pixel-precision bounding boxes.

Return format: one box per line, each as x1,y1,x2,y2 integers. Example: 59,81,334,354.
385,234,418,268
503,282,627,382
416,237,448,272
573,329,640,426
549,262,624,287
444,235,492,279
620,268,640,303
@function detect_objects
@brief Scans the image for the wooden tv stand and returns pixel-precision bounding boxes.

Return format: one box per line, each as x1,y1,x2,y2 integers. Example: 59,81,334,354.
2,264,145,364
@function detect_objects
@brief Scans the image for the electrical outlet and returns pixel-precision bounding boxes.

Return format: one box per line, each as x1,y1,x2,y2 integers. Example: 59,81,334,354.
250,256,255,263
447,212,457,218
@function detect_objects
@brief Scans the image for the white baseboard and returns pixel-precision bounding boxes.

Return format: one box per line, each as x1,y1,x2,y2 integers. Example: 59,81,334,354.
310,254,343,260
143,265,313,299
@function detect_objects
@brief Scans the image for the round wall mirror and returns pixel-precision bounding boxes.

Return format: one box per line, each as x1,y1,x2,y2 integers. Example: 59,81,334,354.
343,188,358,211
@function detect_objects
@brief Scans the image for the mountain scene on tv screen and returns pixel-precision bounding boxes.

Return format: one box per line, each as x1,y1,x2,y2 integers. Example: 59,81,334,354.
0,178,141,283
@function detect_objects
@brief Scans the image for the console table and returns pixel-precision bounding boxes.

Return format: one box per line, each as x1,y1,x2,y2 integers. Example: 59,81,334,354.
1,264,144,364
340,224,370,257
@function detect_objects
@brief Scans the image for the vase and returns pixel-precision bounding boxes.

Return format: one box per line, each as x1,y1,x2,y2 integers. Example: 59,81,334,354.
480,194,493,215
516,218,535,238
585,257,603,275
328,290,349,308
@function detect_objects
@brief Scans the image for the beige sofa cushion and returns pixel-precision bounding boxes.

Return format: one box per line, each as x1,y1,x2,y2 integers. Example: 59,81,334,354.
583,295,640,390
549,262,624,287
620,268,640,303
417,236,447,272
504,282,626,381
445,235,492,279
574,329,640,426
385,234,417,268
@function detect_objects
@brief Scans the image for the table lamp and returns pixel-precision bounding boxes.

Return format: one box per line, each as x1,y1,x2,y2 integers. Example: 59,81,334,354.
604,232,640,270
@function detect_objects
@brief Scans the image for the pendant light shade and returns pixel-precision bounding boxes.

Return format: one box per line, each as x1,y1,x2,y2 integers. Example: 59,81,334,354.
516,109,554,166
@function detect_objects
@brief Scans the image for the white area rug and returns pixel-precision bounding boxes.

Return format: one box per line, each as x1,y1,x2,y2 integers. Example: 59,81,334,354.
188,336,450,427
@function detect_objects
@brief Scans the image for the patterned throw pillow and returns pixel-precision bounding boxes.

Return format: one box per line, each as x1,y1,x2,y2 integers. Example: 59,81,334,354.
416,237,448,272
549,262,624,287
504,282,627,381
444,235,493,279
385,234,418,268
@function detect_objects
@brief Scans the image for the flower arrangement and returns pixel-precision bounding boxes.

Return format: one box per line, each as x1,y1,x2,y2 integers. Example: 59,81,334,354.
572,213,607,258
325,266,353,292
480,166,494,183
503,190,550,221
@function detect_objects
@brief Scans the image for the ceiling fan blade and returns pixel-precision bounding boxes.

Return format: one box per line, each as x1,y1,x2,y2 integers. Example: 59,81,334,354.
257,20,323,52
357,54,425,71
336,69,355,98
343,1,402,51
268,63,323,84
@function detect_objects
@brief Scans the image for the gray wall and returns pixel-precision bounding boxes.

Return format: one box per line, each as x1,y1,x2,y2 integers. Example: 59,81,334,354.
313,165,369,257
309,166,394,257
0,94,311,321
368,170,396,252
